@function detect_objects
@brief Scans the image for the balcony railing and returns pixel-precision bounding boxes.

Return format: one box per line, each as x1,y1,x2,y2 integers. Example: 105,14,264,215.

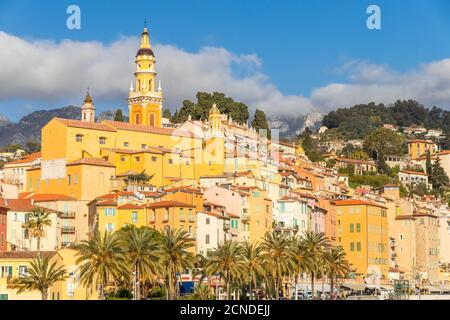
60,211,76,219
241,213,251,221
188,216,196,222
61,226,76,234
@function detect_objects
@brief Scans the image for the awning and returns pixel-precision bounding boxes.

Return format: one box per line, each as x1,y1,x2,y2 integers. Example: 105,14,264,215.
340,283,367,291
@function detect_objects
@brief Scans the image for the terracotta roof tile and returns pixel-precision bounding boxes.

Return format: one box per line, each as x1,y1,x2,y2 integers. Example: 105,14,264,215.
27,193,77,202
145,201,195,209
55,118,116,132
118,203,144,210
102,120,198,138
5,152,41,165
332,199,387,209
400,170,427,176
0,251,56,259
68,158,115,168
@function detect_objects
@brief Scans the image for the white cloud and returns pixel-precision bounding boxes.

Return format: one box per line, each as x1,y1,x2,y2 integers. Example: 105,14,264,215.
1,31,450,119
0,31,314,117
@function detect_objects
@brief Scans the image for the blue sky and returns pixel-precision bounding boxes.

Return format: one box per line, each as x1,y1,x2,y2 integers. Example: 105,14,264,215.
1,0,450,121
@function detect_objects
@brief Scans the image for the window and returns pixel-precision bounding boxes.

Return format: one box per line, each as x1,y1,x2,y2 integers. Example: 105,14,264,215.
106,223,115,232
75,134,83,142
185,160,190,165
205,234,210,244
73,174,78,185
356,242,361,252
105,208,116,217
206,218,210,225
350,242,355,252
99,137,106,145
151,157,157,162
141,144,147,150
168,159,174,164
350,223,354,233
121,156,126,162
356,223,361,233
131,211,138,223
134,156,140,162
67,174,72,185
18,266,27,277
124,142,129,147
179,208,184,222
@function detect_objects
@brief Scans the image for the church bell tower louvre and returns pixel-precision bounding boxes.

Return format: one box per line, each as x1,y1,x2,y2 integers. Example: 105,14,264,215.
128,23,163,127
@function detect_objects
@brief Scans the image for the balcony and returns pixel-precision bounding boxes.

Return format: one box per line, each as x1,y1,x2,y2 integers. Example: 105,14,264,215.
61,226,75,234
60,211,76,219
149,217,156,224
188,215,196,222
241,213,251,221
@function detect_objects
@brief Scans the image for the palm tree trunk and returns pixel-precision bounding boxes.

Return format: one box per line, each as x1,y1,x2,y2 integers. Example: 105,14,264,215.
37,237,41,256
275,270,280,300
249,272,253,300
226,271,231,300
99,283,105,300
311,273,315,300
295,273,299,300
41,288,48,300
330,275,334,300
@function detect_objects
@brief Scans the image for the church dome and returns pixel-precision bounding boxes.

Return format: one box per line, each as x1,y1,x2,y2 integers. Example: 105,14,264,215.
136,47,154,57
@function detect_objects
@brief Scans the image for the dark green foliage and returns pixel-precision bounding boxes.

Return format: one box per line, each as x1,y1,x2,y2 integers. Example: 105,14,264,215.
377,154,391,175
363,128,404,159
426,150,432,175
163,109,172,120
114,109,124,122
26,141,40,153
430,156,450,195
172,92,249,125
349,174,394,189
322,100,450,140
299,128,323,162
251,109,270,139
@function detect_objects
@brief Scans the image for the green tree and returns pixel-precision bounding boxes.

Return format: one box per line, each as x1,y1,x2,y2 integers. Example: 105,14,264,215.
241,241,265,300
26,141,41,153
377,153,391,175
350,150,369,160
302,231,329,300
251,109,271,139
290,237,308,300
260,231,294,300
363,128,403,159
172,92,249,124
206,240,245,300
158,227,195,300
118,226,160,300
191,283,214,300
10,255,67,300
76,230,129,299
163,109,172,120
299,128,323,162
114,109,124,122
22,207,52,253
430,156,450,195
324,246,351,300
426,149,433,175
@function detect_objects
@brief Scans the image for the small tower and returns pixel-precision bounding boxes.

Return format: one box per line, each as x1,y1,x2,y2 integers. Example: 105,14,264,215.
128,24,163,127
208,103,222,133
81,89,95,122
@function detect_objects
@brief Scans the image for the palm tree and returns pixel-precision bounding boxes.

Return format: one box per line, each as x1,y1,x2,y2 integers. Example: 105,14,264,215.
76,230,129,299
290,236,308,300
241,241,265,300
118,226,160,300
157,227,195,300
206,240,245,300
324,246,351,299
191,283,214,300
10,255,67,300
302,231,329,300
260,231,294,300
22,207,52,253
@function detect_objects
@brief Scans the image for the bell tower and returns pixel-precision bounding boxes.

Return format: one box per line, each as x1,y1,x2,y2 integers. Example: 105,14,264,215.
81,89,95,122
128,24,163,127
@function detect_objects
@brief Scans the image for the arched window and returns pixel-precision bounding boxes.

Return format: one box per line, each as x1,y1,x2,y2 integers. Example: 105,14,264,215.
137,79,141,91
148,79,152,91
149,114,155,126
135,113,140,124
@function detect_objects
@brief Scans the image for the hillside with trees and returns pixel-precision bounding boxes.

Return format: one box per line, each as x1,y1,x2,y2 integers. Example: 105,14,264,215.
321,100,450,144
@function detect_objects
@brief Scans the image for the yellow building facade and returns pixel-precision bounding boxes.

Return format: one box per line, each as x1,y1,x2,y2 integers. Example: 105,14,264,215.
333,199,389,279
